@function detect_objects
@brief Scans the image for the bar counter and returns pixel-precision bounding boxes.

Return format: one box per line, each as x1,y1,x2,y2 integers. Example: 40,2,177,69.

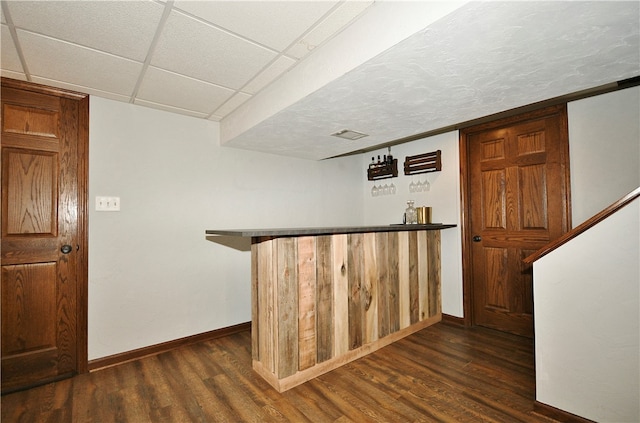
206,224,456,392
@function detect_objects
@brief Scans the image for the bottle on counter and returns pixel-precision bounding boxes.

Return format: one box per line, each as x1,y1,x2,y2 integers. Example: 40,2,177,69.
404,200,417,224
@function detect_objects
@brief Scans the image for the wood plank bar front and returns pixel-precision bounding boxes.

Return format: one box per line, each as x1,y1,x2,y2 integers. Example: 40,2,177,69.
251,230,443,392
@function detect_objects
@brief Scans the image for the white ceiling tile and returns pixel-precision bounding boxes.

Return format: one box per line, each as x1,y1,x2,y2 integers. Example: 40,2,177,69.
29,76,131,103
151,10,277,89
17,30,143,96
285,41,314,61
6,1,164,61
243,56,296,95
137,66,235,114
133,99,209,119
287,1,374,59
174,1,338,51
214,92,252,117
1,24,23,73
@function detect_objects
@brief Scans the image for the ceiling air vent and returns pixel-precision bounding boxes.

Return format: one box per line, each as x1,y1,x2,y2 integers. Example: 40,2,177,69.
331,129,369,140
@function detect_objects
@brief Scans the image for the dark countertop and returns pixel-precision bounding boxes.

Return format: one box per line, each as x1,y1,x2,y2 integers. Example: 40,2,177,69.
206,224,456,238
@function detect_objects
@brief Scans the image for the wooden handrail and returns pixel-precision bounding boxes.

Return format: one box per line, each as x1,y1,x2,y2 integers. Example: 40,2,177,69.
524,187,640,264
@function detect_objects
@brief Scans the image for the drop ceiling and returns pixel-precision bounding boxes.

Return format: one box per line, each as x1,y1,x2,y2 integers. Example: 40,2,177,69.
1,1,639,160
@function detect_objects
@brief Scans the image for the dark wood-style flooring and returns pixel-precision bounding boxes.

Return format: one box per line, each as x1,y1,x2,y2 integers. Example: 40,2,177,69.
2,322,559,422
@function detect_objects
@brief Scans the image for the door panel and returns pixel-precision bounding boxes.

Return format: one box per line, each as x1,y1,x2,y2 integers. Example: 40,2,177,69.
1,79,87,393
4,149,58,235
463,105,570,337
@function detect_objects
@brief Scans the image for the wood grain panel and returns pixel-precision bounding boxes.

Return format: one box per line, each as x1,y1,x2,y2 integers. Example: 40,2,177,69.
297,237,316,370
482,169,506,229
315,236,333,363
362,233,378,345
417,231,429,320
275,238,298,378
1,263,57,354
257,238,274,373
251,244,258,361
3,149,57,236
408,231,419,325
387,232,400,334
506,166,519,234
519,250,536,315
331,234,349,357
517,131,545,155
427,230,441,318
397,232,410,329
2,103,59,139
480,137,505,161
347,233,364,350
376,232,390,338
519,164,548,230
484,247,508,311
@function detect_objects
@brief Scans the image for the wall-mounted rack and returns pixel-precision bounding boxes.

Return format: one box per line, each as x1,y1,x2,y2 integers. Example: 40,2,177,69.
367,158,398,181
404,150,442,175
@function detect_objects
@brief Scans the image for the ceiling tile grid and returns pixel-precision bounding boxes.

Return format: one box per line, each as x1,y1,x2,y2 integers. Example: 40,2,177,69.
150,9,278,90
173,0,340,52
0,0,373,122
136,66,235,114
6,1,164,62
1,24,21,73
16,29,144,96
286,0,373,59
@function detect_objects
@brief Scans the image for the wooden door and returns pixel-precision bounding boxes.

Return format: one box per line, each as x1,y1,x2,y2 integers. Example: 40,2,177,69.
461,105,570,338
1,78,88,393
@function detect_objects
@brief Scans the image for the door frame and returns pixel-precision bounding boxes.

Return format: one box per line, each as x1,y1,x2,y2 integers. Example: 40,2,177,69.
2,77,89,373
458,104,572,329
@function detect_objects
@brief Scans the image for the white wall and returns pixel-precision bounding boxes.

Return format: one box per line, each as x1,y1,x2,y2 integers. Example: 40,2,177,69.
533,86,640,421
568,86,640,225
88,97,363,359
89,86,639,360
361,131,464,317
534,199,639,422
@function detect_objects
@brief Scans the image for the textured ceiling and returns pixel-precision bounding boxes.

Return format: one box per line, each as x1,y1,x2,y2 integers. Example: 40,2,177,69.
1,1,639,161
224,1,640,159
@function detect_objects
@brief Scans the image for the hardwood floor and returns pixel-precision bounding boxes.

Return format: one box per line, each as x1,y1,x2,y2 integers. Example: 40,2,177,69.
2,322,559,422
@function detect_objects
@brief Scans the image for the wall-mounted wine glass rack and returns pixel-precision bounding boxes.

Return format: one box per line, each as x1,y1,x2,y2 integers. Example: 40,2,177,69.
367,158,398,181
404,150,442,175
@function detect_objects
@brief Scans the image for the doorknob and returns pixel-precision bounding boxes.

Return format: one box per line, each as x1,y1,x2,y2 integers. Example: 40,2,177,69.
61,245,73,254
472,235,482,242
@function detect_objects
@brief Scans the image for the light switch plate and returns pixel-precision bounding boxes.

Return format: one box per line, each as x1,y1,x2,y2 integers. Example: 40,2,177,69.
96,196,120,211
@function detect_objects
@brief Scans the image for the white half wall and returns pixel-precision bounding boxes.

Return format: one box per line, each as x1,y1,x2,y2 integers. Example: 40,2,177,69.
534,199,639,422
568,86,640,225
361,131,464,318
88,97,363,360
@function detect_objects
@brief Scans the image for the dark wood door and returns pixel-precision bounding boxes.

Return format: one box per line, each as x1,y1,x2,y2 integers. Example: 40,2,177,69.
1,78,88,393
462,105,570,338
